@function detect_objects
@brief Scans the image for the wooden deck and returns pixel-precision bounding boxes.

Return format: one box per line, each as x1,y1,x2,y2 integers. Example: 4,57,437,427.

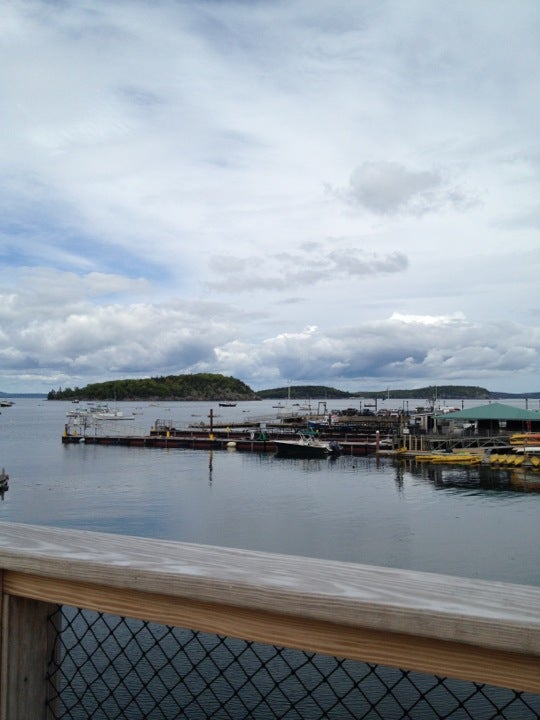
62,432,379,455
0,520,539,720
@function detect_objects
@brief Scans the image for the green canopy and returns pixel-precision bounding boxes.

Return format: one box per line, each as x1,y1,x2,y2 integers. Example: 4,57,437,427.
436,402,540,421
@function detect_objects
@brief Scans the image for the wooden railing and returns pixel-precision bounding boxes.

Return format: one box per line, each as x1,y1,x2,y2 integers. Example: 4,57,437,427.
0,521,539,719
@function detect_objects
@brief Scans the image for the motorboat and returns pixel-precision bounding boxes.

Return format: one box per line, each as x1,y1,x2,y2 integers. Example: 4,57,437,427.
66,404,134,421
92,408,134,421
274,433,341,458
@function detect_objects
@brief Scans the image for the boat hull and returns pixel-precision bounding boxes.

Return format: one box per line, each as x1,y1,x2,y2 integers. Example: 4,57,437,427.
274,442,331,458
274,437,341,458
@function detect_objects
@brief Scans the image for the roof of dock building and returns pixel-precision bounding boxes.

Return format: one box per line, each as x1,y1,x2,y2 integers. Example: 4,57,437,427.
436,402,540,421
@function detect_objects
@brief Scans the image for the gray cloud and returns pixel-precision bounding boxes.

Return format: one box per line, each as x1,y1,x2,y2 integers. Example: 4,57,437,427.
334,162,475,216
208,246,408,291
3,268,536,393
230,315,540,390
350,162,441,214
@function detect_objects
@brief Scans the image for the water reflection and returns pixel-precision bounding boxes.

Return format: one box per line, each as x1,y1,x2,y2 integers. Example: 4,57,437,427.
398,458,540,494
393,463,405,492
271,454,340,473
208,450,214,484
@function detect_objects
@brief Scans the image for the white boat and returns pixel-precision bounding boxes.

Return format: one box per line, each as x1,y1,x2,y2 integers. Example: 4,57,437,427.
66,404,134,420
66,403,108,418
93,408,134,421
274,433,341,458
66,407,94,418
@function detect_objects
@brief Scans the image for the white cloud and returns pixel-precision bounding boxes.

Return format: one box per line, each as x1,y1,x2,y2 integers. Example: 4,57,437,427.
0,0,539,393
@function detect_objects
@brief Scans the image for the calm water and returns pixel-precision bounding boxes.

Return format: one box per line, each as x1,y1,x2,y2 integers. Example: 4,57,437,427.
1,398,539,586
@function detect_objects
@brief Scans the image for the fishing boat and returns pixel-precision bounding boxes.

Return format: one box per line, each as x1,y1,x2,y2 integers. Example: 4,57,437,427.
274,433,341,458
66,403,109,418
67,404,134,421
92,407,134,421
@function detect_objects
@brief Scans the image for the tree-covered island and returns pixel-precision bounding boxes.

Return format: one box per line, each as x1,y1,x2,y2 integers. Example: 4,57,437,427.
47,375,539,402
48,374,260,402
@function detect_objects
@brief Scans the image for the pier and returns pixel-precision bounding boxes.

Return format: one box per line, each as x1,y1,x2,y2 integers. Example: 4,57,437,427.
62,426,386,456
62,411,521,457
61,400,540,462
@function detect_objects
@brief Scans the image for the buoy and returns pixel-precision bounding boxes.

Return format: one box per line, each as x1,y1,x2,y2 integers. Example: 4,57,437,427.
227,441,237,450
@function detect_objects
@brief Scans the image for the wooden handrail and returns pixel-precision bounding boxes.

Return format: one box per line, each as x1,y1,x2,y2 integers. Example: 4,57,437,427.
0,521,539,700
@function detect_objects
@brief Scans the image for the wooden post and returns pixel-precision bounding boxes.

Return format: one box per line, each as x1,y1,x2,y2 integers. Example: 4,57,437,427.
0,581,57,720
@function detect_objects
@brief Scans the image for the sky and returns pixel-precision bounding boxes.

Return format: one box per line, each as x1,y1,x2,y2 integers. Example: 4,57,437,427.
1,0,539,394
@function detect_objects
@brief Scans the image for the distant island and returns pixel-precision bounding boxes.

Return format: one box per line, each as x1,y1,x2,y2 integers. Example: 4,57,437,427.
44,375,540,402
47,374,260,402
258,384,540,400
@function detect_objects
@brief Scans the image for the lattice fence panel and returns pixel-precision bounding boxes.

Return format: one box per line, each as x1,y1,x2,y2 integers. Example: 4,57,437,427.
47,606,540,720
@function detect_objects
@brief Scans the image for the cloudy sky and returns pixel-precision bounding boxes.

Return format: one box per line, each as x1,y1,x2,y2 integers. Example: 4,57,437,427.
1,0,539,394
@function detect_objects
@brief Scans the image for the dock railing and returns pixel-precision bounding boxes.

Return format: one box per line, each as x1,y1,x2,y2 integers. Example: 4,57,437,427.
0,521,539,718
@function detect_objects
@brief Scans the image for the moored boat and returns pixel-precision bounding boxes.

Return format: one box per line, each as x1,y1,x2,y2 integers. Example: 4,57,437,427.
92,408,135,421
274,433,342,458
67,404,134,421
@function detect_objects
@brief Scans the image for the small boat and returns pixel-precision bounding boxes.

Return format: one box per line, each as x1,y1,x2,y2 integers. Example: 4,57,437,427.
66,403,108,418
66,407,94,418
67,404,134,421
93,408,134,421
218,403,237,407
274,433,342,458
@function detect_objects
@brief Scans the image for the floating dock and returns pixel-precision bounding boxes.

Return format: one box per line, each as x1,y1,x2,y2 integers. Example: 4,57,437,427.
62,413,392,456
62,431,384,456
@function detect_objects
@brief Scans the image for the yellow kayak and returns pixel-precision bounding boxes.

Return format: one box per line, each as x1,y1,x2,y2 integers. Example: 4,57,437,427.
415,453,482,465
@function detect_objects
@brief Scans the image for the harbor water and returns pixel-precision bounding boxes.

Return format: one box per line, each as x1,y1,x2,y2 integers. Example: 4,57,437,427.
1,397,539,586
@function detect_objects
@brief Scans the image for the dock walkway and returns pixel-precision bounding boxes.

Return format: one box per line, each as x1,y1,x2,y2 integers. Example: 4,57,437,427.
62,431,382,456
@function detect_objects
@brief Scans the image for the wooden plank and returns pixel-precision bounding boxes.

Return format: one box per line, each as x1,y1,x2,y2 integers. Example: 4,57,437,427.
0,590,56,720
4,572,540,694
0,523,538,664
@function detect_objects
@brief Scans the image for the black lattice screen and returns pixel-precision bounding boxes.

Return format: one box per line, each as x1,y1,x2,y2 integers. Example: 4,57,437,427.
47,606,540,719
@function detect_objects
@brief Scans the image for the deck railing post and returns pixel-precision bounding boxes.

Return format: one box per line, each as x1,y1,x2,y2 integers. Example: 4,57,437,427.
0,583,57,720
